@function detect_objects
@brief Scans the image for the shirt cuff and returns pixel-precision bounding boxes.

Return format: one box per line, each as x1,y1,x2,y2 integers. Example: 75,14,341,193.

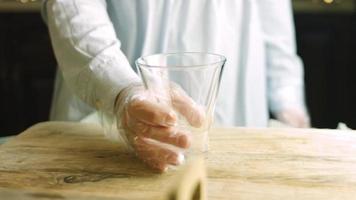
73,50,141,115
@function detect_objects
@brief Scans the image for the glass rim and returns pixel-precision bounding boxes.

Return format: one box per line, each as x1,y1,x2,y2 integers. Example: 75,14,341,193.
135,52,226,69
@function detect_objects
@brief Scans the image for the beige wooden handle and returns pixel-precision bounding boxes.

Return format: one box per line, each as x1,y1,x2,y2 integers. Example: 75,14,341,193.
167,157,206,200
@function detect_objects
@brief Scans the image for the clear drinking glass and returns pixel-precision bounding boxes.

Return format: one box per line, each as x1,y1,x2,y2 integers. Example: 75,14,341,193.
136,52,225,155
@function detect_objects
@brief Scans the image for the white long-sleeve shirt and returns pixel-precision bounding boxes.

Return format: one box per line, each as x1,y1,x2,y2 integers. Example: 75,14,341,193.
43,0,307,126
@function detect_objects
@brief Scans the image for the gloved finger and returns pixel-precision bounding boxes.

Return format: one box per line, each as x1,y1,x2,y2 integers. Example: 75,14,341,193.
276,109,310,128
126,118,190,148
127,96,177,127
170,88,205,128
133,136,184,172
297,118,310,128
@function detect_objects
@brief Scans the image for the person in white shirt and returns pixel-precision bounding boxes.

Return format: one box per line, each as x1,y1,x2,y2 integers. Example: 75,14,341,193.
43,0,310,171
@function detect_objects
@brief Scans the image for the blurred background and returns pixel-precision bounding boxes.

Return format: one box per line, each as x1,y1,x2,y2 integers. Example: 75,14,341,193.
0,0,355,137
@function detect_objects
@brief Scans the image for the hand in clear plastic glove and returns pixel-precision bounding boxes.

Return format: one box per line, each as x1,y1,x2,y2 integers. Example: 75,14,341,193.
276,108,310,128
115,84,205,172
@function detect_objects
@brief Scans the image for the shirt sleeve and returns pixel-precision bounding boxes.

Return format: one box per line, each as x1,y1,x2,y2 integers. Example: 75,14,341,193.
255,0,308,115
43,0,140,115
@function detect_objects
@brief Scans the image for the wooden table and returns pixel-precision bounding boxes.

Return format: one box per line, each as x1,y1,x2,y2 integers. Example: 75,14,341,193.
1,122,356,199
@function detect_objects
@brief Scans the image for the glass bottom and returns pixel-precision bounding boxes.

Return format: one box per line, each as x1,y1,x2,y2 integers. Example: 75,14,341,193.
186,130,209,155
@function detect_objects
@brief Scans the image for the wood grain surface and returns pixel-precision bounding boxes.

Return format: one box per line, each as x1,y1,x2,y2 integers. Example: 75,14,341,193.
1,122,356,199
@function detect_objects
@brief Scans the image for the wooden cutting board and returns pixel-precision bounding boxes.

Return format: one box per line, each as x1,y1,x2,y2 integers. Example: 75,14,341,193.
0,122,206,200
1,122,356,199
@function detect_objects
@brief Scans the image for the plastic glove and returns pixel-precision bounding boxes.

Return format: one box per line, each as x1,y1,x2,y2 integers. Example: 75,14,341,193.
115,84,205,172
275,108,310,128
